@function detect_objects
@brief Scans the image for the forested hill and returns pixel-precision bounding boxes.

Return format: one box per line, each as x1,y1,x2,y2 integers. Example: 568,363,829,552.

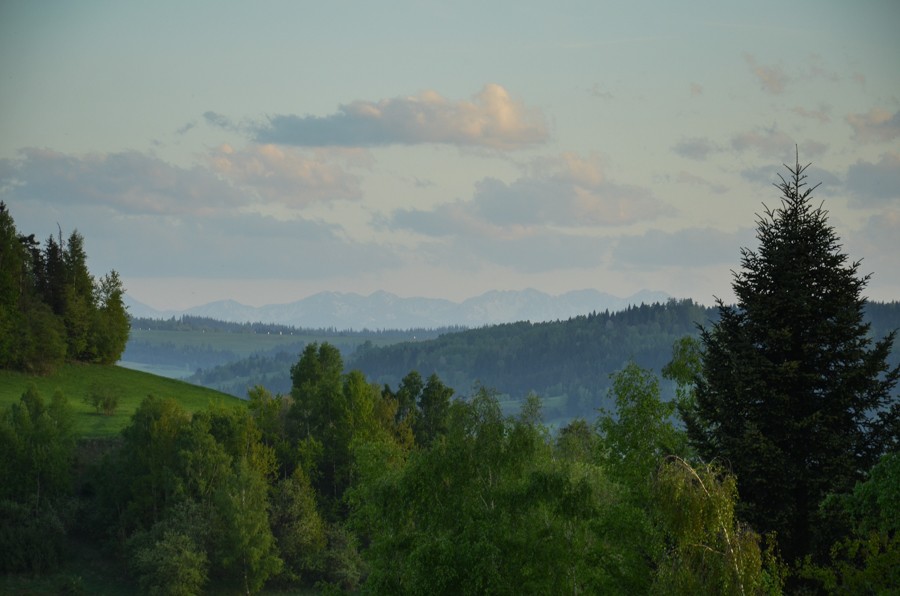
350,299,716,419
349,299,900,423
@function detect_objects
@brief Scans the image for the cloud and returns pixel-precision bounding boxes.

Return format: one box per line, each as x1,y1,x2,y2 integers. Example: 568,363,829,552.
393,152,669,236
176,121,196,135
612,227,756,269
845,152,900,205
744,54,789,94
478,153,671,227
0,148,247,217
204,111,236,130
731,127,795,158
673,137,717,160
5,196,401,281
0,146,366,219
208,144,365,208
251,84,549,150
846,108,900,143
386,152,668,272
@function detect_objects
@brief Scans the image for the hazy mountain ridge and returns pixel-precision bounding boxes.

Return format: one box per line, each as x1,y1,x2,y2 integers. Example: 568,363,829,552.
125,288,673,329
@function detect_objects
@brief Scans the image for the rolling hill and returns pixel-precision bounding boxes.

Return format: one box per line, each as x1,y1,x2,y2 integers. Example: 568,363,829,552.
0,364,244,438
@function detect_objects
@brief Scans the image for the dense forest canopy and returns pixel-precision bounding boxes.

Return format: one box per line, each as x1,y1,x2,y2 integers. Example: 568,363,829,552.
0,202,129,372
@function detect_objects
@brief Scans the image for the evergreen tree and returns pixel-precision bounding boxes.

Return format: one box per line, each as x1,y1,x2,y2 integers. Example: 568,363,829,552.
93,270,130,364
681,153,900,563
413,373,453,447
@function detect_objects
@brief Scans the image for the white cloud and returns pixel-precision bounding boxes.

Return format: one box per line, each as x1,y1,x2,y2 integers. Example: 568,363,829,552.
251,84,549,150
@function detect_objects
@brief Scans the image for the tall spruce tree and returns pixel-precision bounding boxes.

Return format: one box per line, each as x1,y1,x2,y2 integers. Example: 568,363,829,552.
681,153,900,563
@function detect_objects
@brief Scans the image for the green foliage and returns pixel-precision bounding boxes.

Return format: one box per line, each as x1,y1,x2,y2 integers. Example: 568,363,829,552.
598,361,687,493
800,452,900,593
93,270,130,364
214,456,283,594
413,373,453,447
681,156,900,563
354,387,634,594
800,532,900,595
653,456,785,595
0,205,131,371
84,382,121,416
0,384,75,506
0,385,76,574
270,466,328,582
0,498,70,574
131,529,209,596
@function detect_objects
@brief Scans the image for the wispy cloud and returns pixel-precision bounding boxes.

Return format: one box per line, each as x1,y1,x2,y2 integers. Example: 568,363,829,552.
846,108,900,143
744,54,789,94
249,84,549,150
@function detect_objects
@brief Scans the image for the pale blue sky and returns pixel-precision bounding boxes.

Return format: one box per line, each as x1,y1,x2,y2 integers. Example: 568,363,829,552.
2,1,898,309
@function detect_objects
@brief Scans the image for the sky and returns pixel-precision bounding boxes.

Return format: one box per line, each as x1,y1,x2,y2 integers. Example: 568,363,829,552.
1,0,899,310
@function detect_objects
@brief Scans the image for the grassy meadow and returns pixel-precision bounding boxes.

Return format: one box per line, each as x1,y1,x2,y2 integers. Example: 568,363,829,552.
0,363,245,439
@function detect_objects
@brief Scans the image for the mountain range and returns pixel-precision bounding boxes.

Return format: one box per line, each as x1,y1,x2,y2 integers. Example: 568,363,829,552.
125,288,673,330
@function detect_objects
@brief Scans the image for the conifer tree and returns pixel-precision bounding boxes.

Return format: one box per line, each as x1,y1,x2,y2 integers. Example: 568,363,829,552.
681,152,900,563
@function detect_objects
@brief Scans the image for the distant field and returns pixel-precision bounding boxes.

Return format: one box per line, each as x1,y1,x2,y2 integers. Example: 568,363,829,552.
0,364,245,439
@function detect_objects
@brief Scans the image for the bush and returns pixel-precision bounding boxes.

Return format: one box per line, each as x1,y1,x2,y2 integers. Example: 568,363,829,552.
84,382,120,416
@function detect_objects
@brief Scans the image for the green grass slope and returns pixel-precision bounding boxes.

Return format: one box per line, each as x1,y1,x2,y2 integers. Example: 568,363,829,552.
0,364,245,438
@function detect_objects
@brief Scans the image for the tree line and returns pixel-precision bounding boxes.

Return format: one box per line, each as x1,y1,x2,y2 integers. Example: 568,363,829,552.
0,202,129,372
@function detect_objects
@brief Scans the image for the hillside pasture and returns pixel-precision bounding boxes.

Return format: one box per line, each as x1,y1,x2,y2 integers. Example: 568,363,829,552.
0,364,244,439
